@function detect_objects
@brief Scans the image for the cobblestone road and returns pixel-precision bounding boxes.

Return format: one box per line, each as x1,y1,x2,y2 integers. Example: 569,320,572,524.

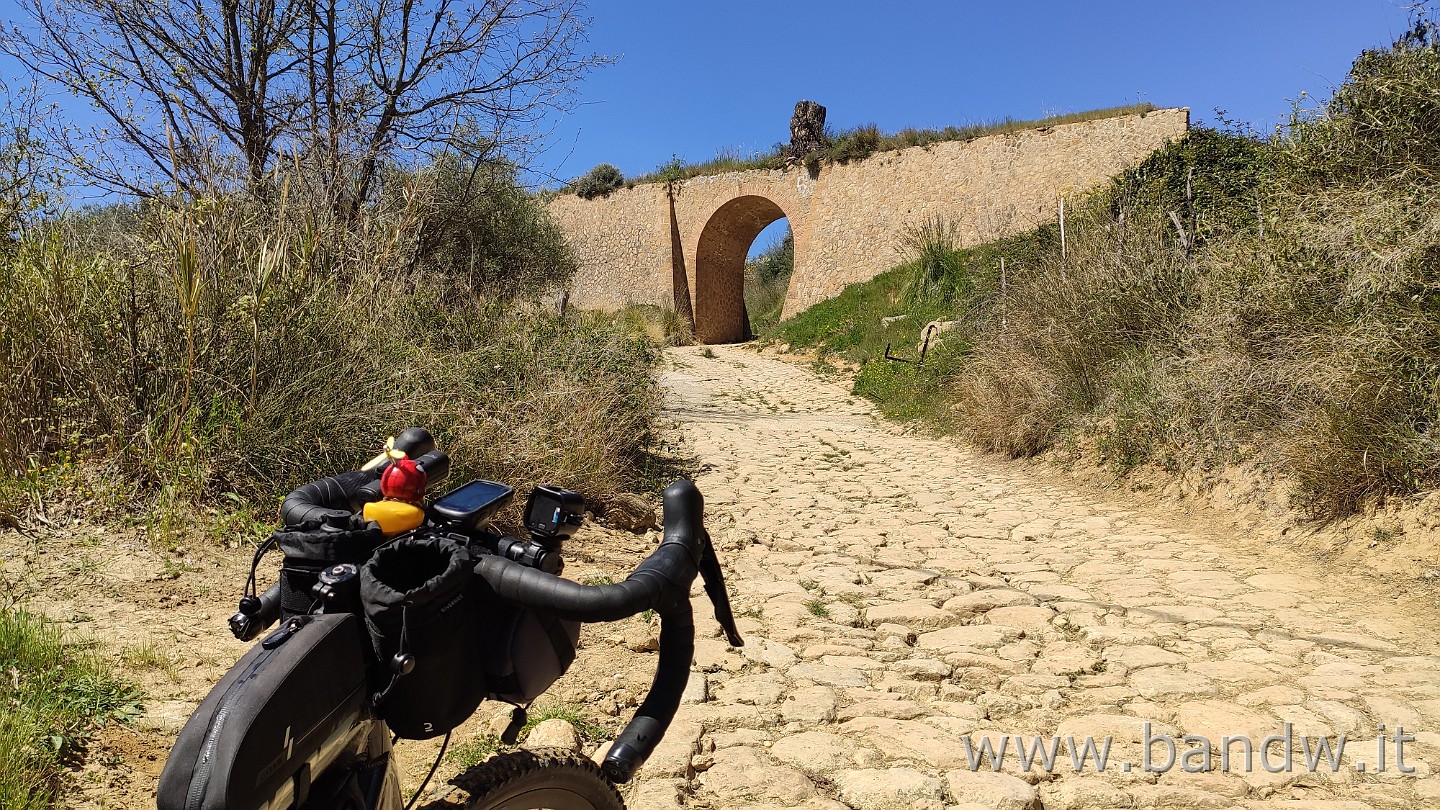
632,345,1440,810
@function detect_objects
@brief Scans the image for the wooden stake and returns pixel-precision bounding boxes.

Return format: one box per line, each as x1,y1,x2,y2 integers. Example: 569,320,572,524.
1059,195,1067,259
1000,256,1008,330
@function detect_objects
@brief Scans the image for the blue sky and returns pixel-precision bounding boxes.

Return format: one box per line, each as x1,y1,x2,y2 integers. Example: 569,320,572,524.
532,1,1417,254
535,1,1415,184
0,0,1419,254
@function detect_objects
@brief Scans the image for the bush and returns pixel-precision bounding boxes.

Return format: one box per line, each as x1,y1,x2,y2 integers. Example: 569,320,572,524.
571,163,624,199
408,156,577,301
1288,13,1440,185
750,229,793,284
1112,127,1273,242
954,195,1197,458
1182,183,1440,515
605,303,693,347
0,168,663,520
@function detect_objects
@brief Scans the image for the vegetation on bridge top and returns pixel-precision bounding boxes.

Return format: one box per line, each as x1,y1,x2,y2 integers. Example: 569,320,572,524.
561,102,1160,196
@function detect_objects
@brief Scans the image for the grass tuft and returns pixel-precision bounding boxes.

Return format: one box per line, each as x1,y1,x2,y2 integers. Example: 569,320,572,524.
0,607,142,809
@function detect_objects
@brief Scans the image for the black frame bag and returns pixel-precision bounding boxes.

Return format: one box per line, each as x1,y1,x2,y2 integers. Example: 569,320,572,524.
157,613,371,810
361,535,486,739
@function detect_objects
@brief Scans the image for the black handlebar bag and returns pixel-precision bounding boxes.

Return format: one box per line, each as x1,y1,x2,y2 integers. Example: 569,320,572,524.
481,604,580,705
274,517,385,617
361,535,487,739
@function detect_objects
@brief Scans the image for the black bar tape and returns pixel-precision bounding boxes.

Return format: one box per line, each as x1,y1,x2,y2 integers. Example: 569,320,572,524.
279,469,380,526
659,480,704,565
473,542,695,623
603,598,695,783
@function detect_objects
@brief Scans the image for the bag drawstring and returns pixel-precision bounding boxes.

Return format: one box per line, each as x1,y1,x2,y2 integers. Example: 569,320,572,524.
371,601,412,707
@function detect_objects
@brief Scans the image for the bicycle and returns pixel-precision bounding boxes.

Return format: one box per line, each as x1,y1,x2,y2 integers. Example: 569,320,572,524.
157,428,742,810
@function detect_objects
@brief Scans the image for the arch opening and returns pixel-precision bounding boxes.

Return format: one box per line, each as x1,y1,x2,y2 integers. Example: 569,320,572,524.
693,195,787,344
744,219,792,335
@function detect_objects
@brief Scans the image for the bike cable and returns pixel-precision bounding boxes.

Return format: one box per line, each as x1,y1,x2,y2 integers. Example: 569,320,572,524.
403,730,451,810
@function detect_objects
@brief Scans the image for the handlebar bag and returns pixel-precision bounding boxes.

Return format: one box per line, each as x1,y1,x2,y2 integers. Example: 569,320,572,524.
361,535,486,740
480,603,580,705
273,516,385,617
157,613,371,810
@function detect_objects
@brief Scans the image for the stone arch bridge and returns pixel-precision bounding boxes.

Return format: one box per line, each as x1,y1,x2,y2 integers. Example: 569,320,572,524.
548,108,1188,344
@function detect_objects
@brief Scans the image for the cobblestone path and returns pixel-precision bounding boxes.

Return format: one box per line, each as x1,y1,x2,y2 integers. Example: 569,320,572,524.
631,345,1440,810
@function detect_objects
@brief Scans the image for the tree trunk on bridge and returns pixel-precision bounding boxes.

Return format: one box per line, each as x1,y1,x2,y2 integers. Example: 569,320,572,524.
786,100,827,167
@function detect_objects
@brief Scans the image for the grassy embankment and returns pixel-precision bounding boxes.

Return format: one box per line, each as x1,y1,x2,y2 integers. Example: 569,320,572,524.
766,20,1440,519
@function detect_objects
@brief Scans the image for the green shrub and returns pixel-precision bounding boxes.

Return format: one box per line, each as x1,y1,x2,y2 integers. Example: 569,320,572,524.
409,157,577,300
571,163,625,199
1112,127,1273,242
750,229,793,284
1288,13,1440,185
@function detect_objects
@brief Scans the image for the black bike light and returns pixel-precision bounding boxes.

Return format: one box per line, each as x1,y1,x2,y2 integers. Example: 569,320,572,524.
524,485,585,545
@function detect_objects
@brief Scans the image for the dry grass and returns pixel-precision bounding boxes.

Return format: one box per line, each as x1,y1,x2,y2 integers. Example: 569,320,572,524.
603,104,1159,190
951,143,1440,515
0,169,663,521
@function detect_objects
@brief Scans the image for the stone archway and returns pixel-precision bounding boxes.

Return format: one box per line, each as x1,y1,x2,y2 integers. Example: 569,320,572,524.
693,195,788,344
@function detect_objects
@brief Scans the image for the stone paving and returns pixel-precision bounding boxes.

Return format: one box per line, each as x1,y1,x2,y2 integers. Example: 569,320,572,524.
629,345,1440,810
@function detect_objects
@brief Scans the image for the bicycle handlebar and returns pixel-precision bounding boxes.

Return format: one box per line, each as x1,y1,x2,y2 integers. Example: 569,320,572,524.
472,479,742,783
279,450,451,526
261,463,741,784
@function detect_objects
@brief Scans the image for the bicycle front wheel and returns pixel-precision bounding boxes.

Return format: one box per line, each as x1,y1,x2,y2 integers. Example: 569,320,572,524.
449,749,626,810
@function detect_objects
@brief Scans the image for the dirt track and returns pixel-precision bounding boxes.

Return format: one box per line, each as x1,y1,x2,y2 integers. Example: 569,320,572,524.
4,343,1440,809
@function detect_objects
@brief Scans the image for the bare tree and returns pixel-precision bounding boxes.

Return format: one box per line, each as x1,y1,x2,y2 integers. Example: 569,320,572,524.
0,80,51,238
1,0,602,205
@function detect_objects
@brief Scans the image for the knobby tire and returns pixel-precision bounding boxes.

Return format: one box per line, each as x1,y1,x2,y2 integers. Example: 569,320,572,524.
445,749,626,810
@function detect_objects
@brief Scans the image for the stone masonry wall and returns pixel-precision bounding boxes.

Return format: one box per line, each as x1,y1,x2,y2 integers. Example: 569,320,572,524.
548,182,673,311
547,108,1189,336
784,107,1190,315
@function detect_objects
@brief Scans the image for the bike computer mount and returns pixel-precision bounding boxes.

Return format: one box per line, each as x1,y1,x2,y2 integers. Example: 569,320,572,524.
430,481,585,575
524,485,585,546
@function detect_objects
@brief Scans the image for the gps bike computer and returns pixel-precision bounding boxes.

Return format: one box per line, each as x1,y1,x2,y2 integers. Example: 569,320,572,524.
431,479,514,529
